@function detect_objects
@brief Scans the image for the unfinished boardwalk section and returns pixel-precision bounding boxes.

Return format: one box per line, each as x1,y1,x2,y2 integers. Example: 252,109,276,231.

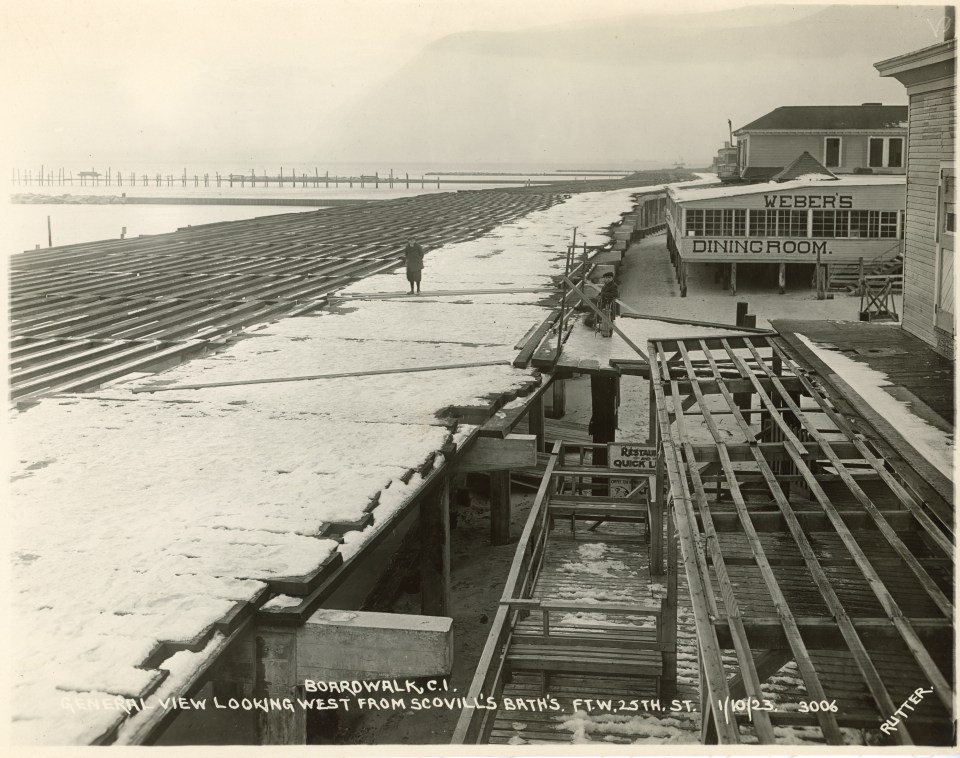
10,190,563,400
649,333,953,745
454,441,701,745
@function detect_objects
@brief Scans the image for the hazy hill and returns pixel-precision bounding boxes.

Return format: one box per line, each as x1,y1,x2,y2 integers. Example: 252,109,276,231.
325,4,944,166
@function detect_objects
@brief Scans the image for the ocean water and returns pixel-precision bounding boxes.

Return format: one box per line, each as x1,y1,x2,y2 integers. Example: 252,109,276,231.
5,161,634,256
4,204,323,258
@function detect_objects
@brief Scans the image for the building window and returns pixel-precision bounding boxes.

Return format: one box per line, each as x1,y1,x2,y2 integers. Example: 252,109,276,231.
685,209,745,236
749,209,808,237
812,210,849,238
824,210,899,238
824,137,842,168
868,137,904,168
888,138,903,168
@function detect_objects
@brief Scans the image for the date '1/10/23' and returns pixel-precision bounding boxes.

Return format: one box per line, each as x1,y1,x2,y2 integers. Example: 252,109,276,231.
717,697,838,724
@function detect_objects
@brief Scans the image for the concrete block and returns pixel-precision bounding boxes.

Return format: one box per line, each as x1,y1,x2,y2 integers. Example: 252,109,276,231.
297,610,453,681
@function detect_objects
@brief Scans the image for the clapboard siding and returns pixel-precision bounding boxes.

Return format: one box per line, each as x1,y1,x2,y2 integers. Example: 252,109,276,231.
746,133,906,174
902,83,955,350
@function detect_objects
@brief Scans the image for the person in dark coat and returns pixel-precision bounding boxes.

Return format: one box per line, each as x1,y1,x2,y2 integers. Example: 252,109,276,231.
402,239,425,293
597,271,620,313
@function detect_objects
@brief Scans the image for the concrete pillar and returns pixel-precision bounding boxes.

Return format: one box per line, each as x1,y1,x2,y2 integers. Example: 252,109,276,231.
420,477,451,615
490,470,512,546
528,392,545,453
254,628,306,744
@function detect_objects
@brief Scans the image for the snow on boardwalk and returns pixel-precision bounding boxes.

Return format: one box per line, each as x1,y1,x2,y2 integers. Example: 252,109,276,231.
795,333,954,481
9,187,643,745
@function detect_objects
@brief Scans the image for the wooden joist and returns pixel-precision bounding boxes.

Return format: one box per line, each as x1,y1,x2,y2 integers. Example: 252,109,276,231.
649,332,954,745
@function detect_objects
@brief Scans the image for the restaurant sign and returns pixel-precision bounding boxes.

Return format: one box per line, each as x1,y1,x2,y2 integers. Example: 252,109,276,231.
691,239,831,256
607,443,657,472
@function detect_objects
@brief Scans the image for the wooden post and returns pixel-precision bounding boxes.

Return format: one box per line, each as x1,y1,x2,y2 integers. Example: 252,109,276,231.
662,476,677,697
528,392,545,453
816,245,825,300
679,259,688,297
648,374,657,447
730,262,737,295
735,301,748,326
490,470,512,546
47,216,52,247
778,262,786,295
405,172,409,189
254,628,306,744
858,256,865,296
550,377,567,419
651,413,665,575
420,477,451,616
557,231,576,358
590,373,619,494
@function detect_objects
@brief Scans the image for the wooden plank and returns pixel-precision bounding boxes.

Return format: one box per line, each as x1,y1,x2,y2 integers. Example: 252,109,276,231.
515,309,560,368
671,342,799,743
719,337,952,718
559,275,647,361
746,340,953,615
132,359,510,393
458,434,538,473
695,337,915,744
649,347,738,744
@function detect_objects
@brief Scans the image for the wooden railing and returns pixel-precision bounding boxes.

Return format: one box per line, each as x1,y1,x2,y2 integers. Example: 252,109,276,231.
451,441,561,745
452,439,667,744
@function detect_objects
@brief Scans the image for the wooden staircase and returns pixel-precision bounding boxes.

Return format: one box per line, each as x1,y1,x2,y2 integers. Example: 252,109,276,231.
827,252,903,294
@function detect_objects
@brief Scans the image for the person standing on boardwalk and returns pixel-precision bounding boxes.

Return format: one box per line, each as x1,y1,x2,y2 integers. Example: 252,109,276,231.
402,238,425,294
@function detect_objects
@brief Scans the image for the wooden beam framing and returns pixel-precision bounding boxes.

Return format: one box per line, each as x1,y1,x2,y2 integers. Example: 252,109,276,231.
648,332,955,745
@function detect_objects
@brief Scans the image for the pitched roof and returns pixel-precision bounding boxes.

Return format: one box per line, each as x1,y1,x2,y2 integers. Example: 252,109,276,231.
772,152,838,183
735,104,907,132
741,166,783,181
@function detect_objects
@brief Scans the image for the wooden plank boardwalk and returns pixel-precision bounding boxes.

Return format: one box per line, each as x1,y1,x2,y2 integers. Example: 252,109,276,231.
772,319,953,428
773,319,954,507
489,528,701,745
10,190,563,400
10,169,695,401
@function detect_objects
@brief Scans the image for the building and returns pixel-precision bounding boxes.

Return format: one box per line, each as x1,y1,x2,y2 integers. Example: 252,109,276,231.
714,141,740,182
733,104,908,182
665,153,905,296
876,37,956,358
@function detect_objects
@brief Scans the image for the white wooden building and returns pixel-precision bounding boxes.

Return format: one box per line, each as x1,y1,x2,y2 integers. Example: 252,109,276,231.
876,37,956,358
665,170,905,295
733,104,908,182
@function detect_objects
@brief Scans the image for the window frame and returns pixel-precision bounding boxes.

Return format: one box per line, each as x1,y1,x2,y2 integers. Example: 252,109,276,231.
868,136,905,168
823,137,842,169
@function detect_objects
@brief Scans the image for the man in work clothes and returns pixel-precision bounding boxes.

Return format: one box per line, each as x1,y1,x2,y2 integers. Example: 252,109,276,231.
403,239,425,293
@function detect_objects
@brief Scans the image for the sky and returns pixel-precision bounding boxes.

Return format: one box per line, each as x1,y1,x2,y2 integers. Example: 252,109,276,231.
0,0,949,170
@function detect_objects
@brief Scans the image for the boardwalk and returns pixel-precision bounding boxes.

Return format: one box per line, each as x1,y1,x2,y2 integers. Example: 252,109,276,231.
10,174,690,401
10,190,560,400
